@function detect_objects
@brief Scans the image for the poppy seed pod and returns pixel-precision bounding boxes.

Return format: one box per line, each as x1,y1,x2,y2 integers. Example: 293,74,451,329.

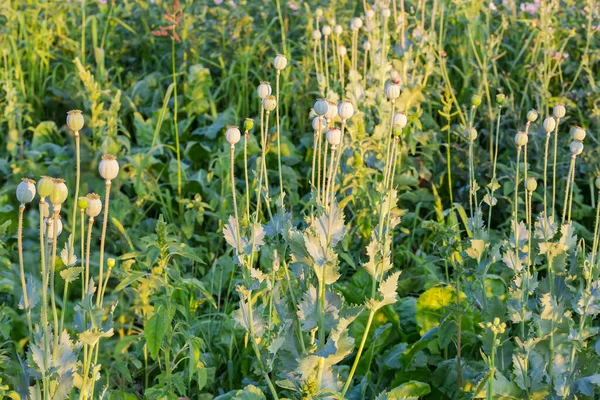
325,101,338,120
338,45,347,57
595,177,600,191
49,179,68,206
543,117,556,133
570,141,584,156
334,25,343,35
17,178,36,204
312,29,322,41
385,80,401,100
86,193,102,218
322,25,332,36
381,8,391,18
67,110,84,132
527,109,538,122
314,99,329,116
46,217,63,239
273,54,288,71
393,112,408,128
352,17,363,30
515,132,528,147
257,82,272,99
77,196,88,210
471,94,482,107
338,100,354,120
553,104,566,119
99,154,120,181
363,41,371,51
326,127,342,146
466,127,478,141
525,178,537,192
496,93,505,106
262,95,277,112
315,7,323,17
226,126,241,146
312,117,326,133
37,176,54,198
571,126,586,142
244,118,254,131
366,9,375,19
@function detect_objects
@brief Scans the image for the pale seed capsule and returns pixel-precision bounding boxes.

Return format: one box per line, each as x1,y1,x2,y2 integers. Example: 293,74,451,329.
99,154,120,181
325,101,338,120
273,54,288,71
595,177,600,190
46,217,63,239
312,117,326,133
326,127,342,146
257,82,272,99
338,100,354,120
570,141,584,156
86,193,102,218
363,41,371,51
315,7,323,17
393,112,408,128
66,109,84,132
312,29,322,41
466,127,478,141
322,25,332,36
553,104,566,119
381,8,391,18
226,126,241,146
37,176,54,198
77,196,88,210
49,178,68,206
515,132,528,147
314,99,329,116
352,18,363,30
527,109,538,122
262,95,277,112
543,117,556,133
366,9,375,19
385,80,401,100
338,45,347,57
334,25,343,36
525,178,537,192
571,126,586,142
17,178,36,204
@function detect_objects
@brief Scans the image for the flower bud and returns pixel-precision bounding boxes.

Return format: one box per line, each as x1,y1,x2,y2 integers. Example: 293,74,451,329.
466,127,478,141
326,127,342,146
66,110,84,132
46,217,63,239
471,94,482,107
312,117,326,133
525,178,537,192
363,41,371,51
49,178,68,206
312,29,322,41
351,18,363,30
515,132,528,147
99,155,120,181
543,117,556,133
107,258,116,268
314,99,329,116
262,95,277,112
86,193,102,218
77,197,89,210
391,113,406,129
496,93,505,106
571,126,586,142
570,141,584,156
385,80,401,100
244,118,254,132
226,126,241,146
325,101,338,120
553,104,566,119
338,45,347,57
273,54,288,71
322,25,332,36
338,100,354,120
17,178,36,204
37,176,55,198
334,25,343,36
527,109,538,122
257,82,272,99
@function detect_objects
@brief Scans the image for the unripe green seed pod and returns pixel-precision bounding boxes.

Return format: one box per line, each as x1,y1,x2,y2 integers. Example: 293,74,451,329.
66,110,84,132
471,94,482,107
37,176,55,198
99,155,120,181
570,141,584,156
315,7,323,17
527,109,538,122
16,178,37,204
49,178,68,206
86,193,102,218
78,197,88,209
525,178,537,192
496,93,505,106
107,258,116,268
543,117,556,133
553,104,566,119
262,95,277,112
515,132,528,147
571,126,586,142
244,118,254,131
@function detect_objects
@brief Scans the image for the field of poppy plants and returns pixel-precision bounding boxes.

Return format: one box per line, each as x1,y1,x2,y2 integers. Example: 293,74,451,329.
1,0,600,399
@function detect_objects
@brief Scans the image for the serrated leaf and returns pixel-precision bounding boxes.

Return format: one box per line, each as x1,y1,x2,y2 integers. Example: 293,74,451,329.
144,306,169,359
60,267,84,283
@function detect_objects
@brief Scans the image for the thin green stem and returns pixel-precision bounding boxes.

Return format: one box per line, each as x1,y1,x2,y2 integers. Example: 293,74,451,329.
97,181,111,307
17,205,34,338
171,38,182,215
275,72,284,207
551,118,561,220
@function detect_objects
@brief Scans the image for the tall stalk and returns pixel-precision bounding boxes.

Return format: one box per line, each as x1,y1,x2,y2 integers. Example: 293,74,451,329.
275,71,284,207
171,38,182,215
17,205,34,337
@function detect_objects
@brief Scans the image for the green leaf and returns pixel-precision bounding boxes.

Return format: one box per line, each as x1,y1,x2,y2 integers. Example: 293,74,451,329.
114,271,146,292
144,306,169,359
387,381,431,399
415,286,461,335
60,266,84,283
